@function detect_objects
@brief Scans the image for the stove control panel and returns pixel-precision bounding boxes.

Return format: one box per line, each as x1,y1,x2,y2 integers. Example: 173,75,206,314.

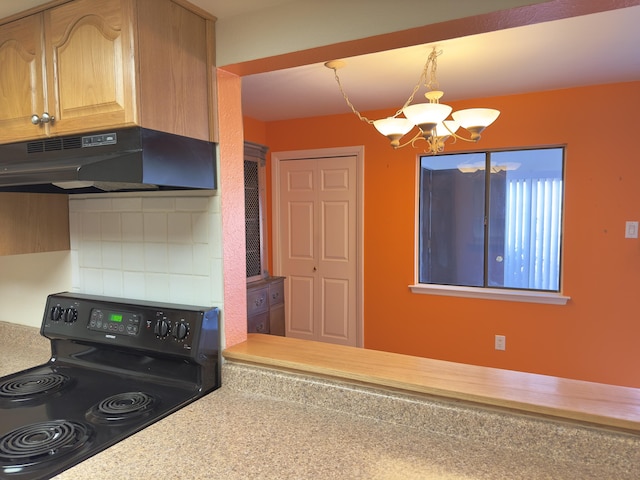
88,308,142,336
41,292,220,361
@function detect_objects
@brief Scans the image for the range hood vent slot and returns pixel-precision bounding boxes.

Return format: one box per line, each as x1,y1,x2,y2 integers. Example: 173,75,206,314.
27,136,83,154
63,136,82,150
26,141,44,154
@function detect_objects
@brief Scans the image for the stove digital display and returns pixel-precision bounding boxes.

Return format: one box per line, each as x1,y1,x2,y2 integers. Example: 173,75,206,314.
110,313,123,323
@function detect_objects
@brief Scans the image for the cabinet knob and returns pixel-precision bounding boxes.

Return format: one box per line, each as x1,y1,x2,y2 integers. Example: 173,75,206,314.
31,112,55,126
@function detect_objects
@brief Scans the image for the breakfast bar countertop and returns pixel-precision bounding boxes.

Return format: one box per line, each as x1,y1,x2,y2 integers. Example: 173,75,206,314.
1,324,639,480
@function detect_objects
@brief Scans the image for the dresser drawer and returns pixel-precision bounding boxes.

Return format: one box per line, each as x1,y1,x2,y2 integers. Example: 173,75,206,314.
247,311,269,334
269,280,284,306
247,286,268,315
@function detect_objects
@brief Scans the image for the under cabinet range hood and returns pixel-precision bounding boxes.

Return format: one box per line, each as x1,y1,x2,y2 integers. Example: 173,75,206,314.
0,127,217,194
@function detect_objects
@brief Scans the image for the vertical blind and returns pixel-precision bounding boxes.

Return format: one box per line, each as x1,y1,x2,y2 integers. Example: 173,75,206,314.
504,177,563,290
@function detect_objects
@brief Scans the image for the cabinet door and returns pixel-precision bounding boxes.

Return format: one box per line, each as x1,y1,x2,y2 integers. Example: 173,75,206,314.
0,193,70,255
44,0,138,136
0,14,47,144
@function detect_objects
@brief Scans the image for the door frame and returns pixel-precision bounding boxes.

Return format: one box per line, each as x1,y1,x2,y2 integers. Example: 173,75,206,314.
271,146,364,347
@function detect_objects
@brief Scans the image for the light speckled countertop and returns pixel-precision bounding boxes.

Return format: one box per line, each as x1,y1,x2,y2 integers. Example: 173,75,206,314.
1,322,639,479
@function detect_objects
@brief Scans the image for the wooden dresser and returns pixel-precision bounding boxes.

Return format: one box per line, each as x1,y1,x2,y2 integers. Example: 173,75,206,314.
247,277,285,336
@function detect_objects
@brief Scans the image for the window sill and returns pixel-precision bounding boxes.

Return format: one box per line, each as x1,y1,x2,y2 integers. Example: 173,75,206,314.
409,284,570,305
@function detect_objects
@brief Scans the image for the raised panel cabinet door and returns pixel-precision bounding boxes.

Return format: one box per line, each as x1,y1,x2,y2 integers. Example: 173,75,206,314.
44,0,138,136
0,14,47,144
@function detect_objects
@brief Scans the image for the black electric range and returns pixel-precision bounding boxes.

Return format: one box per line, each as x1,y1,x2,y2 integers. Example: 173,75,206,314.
0,292,220,480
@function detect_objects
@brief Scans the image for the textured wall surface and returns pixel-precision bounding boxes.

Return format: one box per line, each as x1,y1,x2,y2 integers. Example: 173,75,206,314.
217,68,248,349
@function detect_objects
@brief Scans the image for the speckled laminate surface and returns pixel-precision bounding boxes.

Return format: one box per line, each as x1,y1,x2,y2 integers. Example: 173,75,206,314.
1,323,639,479
53,361,640,480
0,321,50,373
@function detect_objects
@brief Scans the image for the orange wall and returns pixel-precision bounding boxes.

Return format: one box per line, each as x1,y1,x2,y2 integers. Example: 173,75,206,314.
244,81,640,388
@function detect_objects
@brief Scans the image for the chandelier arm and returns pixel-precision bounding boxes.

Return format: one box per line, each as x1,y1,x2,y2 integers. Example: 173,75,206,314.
391,130,424,149
448,131,476,143
441,121,476,143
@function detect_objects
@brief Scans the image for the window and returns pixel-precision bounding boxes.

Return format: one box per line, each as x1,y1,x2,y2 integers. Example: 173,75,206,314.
417,148,564,294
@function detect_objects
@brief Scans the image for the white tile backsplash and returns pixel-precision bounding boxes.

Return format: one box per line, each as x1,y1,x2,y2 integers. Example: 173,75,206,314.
168,213,192,243
176,196,209,212
102,270,124,297
69,212,80,250
168,244,193,274
143,243,168,273
85,198,112,212
100,213,122,241
101,242,122,269
81,214,101,241
192,212,209,244
123,271,146,298
82,268,104,294
121,213,144,242
70,192,222,307
80,241,102,268
144,273,170,301
143,197,175,212
143,213,168,242
169,274,195,303
112,196,142,212
192,244,209,276
122,242,145,271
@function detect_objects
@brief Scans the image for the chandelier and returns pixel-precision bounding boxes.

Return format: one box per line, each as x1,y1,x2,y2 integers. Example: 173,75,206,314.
325,47,500,152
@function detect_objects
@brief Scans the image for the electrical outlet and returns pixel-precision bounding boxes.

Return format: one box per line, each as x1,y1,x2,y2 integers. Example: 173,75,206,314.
495,335,506,351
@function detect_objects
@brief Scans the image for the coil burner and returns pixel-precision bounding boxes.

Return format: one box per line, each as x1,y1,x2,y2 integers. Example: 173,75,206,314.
0,420,92,470
0,374,70,405
86,392,156,424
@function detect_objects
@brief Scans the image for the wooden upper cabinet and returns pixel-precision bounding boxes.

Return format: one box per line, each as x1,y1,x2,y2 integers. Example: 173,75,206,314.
0,0,215,145
0,193,70,255
43,0,138,137
0,14,47,142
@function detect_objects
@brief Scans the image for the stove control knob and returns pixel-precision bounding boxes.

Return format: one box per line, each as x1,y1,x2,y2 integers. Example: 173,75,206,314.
50,305,64,322
63,307,78,323
154,319,170,338
173,322,188,340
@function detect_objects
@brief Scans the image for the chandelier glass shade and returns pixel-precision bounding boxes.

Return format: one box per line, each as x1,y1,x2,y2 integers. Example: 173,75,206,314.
325,48,500,152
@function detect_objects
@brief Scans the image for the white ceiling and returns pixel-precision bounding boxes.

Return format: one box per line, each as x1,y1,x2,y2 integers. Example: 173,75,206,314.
241,6,640,121
2,2,638,123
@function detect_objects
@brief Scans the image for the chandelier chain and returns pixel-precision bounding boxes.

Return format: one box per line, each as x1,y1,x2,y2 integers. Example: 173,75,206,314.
330,67,375,124
329,48,442,123
400,48,441,113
